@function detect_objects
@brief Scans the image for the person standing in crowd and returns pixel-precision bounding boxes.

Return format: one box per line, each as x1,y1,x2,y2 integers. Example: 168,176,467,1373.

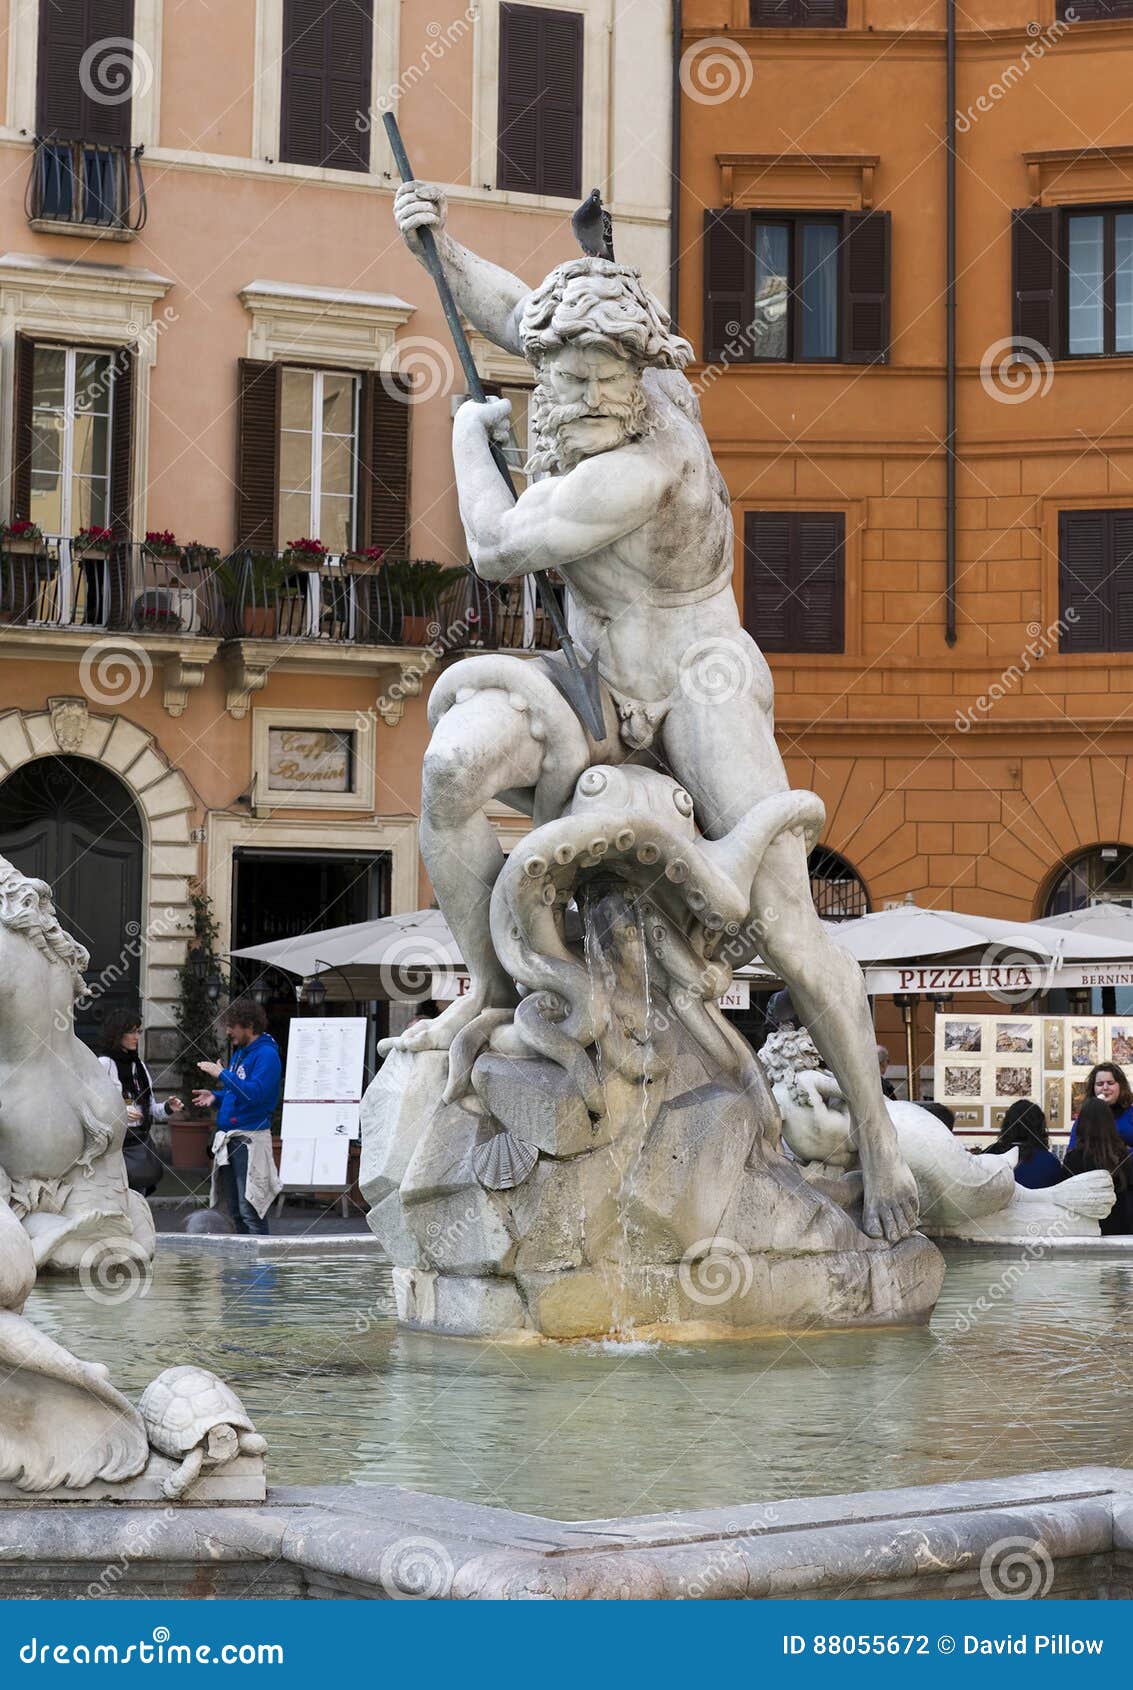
1069,1063,1133,1150
981,1099,1067,1189
1063,1098,1133,1235
192,999,282,1236
98,1010,183,1196
876,1045,898,1101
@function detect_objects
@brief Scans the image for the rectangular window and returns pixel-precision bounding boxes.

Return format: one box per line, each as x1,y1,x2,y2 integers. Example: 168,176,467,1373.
1058,3,1133,21
1065,207,1133,357
30,345,114,535
749,216,840,361
1058,509,1133,652
280,0,373,172
743,511,845,654
497,4,583,199
750,1,847,24
278,368,360,551
704,209,888,364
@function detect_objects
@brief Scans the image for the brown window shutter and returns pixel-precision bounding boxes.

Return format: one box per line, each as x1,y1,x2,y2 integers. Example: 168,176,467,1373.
364,373,411,557
38,1,135,145
1012,207,1061,361
10,333,37,522
108,343,135,539
744,511,844,652
1058,510,1110,652
1113,510,1133,649
497,5,583,199
743,513,793,650
703,210,752,362
281,0,372,172
795,511,845,652
841,210,890,364
235,359,281,551
751,1,846,23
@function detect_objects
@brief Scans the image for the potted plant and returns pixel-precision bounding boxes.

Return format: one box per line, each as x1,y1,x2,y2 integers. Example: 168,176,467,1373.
75,523,114,561
0,521,48,623
215,552,288,638
144,528,182,562
132,599,183,634
379,557,468,645
345,543,385,577
0,518,45,555
172,891,229,1171
282,536,328,568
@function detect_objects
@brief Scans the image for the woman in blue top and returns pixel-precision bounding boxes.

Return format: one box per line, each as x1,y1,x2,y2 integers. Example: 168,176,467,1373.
1068,1063,1133,1151
982,1099,1067,1189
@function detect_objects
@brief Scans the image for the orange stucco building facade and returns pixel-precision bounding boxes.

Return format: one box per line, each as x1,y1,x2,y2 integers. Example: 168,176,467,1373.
679,0,1133,964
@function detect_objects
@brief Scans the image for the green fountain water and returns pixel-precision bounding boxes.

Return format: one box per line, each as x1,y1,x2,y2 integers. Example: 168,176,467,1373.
27,1246,1131,1522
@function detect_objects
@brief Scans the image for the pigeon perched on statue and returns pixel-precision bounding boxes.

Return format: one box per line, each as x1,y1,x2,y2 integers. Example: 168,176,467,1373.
571,188,614,260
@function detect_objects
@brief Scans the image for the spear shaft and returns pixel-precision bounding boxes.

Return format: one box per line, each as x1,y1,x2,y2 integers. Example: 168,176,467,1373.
383,113,606,742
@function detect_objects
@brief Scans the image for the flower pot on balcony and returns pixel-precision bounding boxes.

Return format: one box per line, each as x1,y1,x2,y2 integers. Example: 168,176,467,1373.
400,614,437,646
169,1117,214,1171
241,604,278,638
3,537,43,555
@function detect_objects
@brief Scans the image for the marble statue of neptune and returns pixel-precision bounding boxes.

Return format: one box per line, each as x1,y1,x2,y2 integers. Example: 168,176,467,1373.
391,182,918,1245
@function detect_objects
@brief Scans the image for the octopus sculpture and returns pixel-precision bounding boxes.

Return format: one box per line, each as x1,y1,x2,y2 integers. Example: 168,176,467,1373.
467,762,823,1112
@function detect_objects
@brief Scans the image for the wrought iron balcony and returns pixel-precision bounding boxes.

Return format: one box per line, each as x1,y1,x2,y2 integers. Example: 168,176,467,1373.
220,552,558,653
25,139,147,234
0,539,220,635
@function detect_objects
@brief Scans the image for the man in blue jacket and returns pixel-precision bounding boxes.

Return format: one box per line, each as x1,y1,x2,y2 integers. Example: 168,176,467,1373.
192,999,282,1235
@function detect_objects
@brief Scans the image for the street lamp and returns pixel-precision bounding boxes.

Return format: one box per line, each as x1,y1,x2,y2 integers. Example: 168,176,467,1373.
250,980,272,1008
299,975,327,1012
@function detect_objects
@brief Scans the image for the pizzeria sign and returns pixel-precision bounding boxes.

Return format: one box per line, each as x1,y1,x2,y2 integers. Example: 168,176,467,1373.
865,963,1133,995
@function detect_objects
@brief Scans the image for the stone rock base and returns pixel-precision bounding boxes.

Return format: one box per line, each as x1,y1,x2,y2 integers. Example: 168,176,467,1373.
392,1235,943,1341
362,1038,945,1341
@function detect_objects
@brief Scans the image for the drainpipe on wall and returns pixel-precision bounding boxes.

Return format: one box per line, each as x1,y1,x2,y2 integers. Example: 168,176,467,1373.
669,0,682,329
945,0,957,646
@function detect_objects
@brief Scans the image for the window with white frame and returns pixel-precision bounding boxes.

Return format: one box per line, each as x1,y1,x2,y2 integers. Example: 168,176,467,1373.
277,367,360,550
30,345,114,535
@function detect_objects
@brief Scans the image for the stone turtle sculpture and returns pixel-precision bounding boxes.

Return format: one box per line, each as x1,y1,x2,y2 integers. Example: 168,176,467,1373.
140,1366,266,1499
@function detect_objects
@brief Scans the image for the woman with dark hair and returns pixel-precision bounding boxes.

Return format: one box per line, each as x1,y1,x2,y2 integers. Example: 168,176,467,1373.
1064,1098,1133,1235
982,1099,1067,1189
1069,1063,1133,1150
98,1010,183,1196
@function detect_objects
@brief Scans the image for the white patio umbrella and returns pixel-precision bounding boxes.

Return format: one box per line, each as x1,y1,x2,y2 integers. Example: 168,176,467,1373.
1036,901,1133,944
231,907,463,1002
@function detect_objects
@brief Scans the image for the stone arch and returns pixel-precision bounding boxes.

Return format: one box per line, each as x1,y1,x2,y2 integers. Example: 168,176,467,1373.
0,702,198,1056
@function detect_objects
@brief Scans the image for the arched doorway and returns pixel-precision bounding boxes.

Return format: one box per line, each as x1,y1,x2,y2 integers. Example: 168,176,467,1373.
0,755,144,1045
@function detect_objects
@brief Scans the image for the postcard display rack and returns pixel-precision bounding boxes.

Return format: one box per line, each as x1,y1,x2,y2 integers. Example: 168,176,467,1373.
933,1013,1133,1139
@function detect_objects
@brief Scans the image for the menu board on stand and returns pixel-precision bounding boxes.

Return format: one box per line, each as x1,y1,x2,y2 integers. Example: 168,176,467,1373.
279,1018,367,1191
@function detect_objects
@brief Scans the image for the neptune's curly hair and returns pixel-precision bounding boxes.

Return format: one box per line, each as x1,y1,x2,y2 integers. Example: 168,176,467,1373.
520,258,693,369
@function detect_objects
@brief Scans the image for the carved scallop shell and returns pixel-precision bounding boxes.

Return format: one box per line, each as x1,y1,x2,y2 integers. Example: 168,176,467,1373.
473,1130,539,1191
